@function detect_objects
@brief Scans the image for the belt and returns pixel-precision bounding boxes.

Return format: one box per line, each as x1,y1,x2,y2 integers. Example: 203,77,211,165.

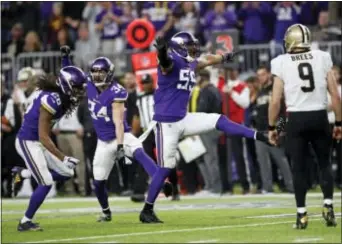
59,131,77,134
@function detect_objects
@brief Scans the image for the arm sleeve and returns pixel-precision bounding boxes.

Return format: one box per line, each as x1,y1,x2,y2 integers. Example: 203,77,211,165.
271,57,283,79
62,56,72,68
41,94,62,115
231,86,250,109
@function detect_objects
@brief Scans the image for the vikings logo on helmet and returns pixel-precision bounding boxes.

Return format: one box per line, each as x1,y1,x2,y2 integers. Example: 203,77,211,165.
57,66,87,101
90,57,115,87
169,31,200,62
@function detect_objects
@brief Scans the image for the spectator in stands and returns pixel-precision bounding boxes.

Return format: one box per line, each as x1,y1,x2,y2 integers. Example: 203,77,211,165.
23,31,42,53
299,2,328,26
238,2,273,44
82,2,102,52
47,2,65,49
16,2,40,35
196,69,222,194
273,2,300,45
52,28,74,51
120,3,138,50
142,1,176,39
62,1,85,42
244,76,262,192
254,66,293,194
311,11,341,42
223,66,251,194
173,2,199,36
95,2,124,55
74,23,95,71
2,23,24,56
203,2,237,42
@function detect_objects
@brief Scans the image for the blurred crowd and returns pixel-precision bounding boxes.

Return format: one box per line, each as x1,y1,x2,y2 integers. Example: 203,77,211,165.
2,1,341,57
1,1,342,199
2,64,341,198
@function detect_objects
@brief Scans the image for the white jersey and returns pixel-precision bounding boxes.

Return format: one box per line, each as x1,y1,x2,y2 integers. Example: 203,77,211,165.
271,49,333,112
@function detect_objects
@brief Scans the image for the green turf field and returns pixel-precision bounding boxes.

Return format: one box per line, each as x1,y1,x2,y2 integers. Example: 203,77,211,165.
1,193,341,243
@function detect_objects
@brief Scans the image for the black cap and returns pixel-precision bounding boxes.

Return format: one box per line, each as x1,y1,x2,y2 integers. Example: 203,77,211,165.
141,74,153,84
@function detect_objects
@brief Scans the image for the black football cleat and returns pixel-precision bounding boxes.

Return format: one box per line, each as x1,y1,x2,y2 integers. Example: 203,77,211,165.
17,221,42,232
322,205,337,227
162,181,173,198
12,167,25,197
140,209,163,224
293,212,308,229
171,194,180,201
97,214,112,222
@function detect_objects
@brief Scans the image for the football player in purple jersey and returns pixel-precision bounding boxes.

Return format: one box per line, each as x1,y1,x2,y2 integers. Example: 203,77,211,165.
60,46,172,222
138,31,270,223
12,61,87,231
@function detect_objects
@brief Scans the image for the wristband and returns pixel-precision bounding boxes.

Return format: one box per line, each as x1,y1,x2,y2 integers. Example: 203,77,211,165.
335,121,342,126
268,125,276,130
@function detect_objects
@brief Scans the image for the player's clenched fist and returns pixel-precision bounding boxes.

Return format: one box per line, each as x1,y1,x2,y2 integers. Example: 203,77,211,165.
154,37,168,52
333,123,342,140
60,45,71,57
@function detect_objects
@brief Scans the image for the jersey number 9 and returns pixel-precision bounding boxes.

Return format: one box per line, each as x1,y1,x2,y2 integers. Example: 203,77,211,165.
298,63,315,93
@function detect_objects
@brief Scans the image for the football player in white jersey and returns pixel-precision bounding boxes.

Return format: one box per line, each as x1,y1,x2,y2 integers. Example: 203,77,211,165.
268,24,341,229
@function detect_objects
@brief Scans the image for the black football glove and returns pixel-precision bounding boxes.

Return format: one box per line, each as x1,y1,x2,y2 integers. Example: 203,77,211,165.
60,45,71,57
116,144,125,165
221,50,241,63
154,36,168,52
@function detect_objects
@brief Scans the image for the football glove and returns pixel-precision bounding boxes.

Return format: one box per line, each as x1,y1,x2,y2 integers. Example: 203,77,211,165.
63,156,79,169
116,144,125,165
60,45,71,57
154,36,168,52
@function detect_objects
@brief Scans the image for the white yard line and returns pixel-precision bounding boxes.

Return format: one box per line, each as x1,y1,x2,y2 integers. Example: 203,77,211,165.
25,217,341,243
4,192,341,204
293,237,323,243
188,239,219,243
245,212,341,219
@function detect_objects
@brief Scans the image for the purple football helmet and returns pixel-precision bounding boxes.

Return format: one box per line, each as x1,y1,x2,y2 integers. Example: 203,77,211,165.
90,57,115,87
57,66,86,100
169,31,200,60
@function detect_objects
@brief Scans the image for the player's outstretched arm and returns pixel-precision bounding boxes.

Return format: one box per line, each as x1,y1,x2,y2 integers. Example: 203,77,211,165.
268,76,284,145
60,45,72,68
154,37,173,74
38,107,66,161
196,52,238,71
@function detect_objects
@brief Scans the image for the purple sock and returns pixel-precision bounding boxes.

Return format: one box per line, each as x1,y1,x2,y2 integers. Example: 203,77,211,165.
216,115,255,139
25,185,52,219
93,180,109,210
146,168,172,204
50,170,70,181
133,148,158,177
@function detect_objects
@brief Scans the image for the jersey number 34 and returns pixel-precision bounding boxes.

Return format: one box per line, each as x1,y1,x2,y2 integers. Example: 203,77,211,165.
178,69,195,91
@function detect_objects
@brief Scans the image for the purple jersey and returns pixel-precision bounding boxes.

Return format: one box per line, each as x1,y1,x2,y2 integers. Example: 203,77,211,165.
87,81,131,141
18,91,64,140
153,53,198,122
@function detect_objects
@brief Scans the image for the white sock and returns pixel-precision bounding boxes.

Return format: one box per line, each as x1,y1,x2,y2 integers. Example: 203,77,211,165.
21,169,31,178
21,216,31,224
324,199,333,205
297,207,307,214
